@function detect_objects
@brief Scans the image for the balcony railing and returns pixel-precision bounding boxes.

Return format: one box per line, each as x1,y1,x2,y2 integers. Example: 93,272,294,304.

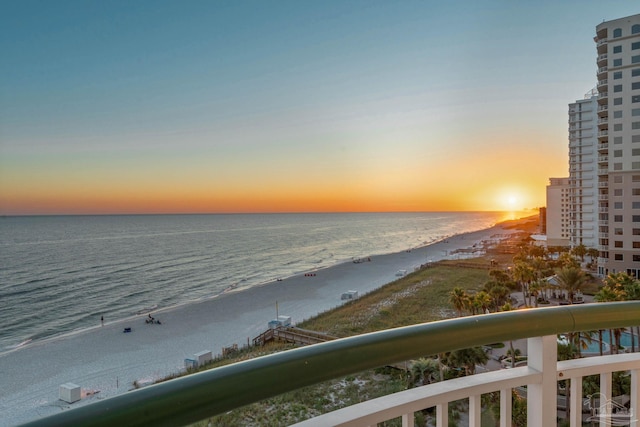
17,302,640,427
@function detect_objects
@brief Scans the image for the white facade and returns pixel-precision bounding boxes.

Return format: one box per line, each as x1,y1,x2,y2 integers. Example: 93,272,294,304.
568,94,599,249
546,177,571,247
593,14,640,278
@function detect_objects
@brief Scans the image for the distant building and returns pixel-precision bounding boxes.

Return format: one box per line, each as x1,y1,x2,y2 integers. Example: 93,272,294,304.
546,177,571,247
539,207,547,234
592,13,640,277
568,93,598,249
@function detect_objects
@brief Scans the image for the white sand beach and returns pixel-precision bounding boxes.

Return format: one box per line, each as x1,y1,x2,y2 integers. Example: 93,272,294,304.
0,221,524,426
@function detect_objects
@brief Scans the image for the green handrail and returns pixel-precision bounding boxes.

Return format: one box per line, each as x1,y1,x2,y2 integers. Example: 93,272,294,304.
19,301,640,427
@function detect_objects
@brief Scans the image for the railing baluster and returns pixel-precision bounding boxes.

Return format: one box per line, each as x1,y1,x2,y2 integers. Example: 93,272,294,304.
631,369,640,427
401,412,414,427
600,371,612,427
499,388,511,427
527,335,557,426
569,375,582,427
436,402,447,427
469,394,481,427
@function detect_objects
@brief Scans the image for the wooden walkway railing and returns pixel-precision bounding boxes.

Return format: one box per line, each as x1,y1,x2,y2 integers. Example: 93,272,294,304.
253,326,336,347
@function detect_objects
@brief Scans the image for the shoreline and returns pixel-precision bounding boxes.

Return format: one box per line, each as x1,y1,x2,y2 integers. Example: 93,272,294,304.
0,217,530,426
0,216,513,357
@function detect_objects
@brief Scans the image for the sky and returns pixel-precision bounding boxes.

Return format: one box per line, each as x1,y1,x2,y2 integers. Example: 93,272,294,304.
1,1,638,215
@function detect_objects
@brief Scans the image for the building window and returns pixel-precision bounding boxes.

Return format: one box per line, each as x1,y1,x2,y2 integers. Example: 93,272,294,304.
634,255,640,262
615,97,624,105
614,71,623,79
615,241,624,248
614,163,623,170
615,176,624,183
634,215,640,222
634,24,640,34
614,28,622,38
615,110,624,118
614,124,623,131
615,150,623,157
614,58,623,67
633,189,640,196
615,215,623,222
634,202,640,209
634,68,640,77
614,84,623,92
634,228,640,235
634,56,640,64
634,122,640,129
634,109,640,116
614,202,623,209
634,175,640,182
615,136,624,144
634,148,640,156
615,228,623,235
634,82,640,90
635,242,640,249
615,189,624,196
634,135,640,143
615,254,624,261
634,95,640,103
634,162,640,169
614,45,623,53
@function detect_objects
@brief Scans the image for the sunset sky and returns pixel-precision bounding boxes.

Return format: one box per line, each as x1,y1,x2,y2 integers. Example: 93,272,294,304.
1,1,638,215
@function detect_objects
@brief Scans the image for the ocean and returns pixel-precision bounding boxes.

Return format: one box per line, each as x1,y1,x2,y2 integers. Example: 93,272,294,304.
0,212,507,353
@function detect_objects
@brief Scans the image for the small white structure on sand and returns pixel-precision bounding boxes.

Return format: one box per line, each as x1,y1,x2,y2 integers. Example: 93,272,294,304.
396,269,407,277
268,315,291,329
341,290,359,300
59,383,81,403
193,350,212,367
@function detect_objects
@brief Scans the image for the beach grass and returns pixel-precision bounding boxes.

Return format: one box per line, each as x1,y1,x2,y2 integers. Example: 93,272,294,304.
297,261,491,337
188,259,495,426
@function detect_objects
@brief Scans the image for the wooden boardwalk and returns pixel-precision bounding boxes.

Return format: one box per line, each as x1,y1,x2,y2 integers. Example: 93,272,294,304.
253,326,337,347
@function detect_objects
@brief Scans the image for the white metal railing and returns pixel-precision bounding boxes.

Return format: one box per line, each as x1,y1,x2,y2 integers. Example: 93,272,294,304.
293,336,640,427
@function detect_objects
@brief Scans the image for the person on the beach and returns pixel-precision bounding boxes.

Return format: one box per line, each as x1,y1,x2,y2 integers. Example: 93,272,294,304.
101,315,104,326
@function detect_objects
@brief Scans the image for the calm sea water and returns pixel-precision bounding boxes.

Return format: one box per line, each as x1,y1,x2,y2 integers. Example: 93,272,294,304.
0,212,506,353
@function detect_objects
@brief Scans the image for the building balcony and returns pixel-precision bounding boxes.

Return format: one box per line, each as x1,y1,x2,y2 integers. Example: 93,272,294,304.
598,169,609,176
597,78,608,89
597,54,608,66
598,155,609,163
599,181,609,188
596,37,608,47
597,105,608,117
598,117,608,128
19,303,640,427
598,142,609,151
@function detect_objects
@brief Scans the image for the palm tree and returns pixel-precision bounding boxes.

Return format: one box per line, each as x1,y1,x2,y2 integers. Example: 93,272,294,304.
505,347,522,367
474,291,492,314
571,244,587,263
487,284,510,312
555,267,588,303
513,262,535,307
410,358,440,387
442,347,488,376
501,302,518,368
449,287,470,317
557,252,580,269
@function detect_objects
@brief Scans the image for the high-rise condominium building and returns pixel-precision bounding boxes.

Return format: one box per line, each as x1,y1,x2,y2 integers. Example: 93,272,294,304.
568,92,598,249
593,13,640,277
547,177,571,247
